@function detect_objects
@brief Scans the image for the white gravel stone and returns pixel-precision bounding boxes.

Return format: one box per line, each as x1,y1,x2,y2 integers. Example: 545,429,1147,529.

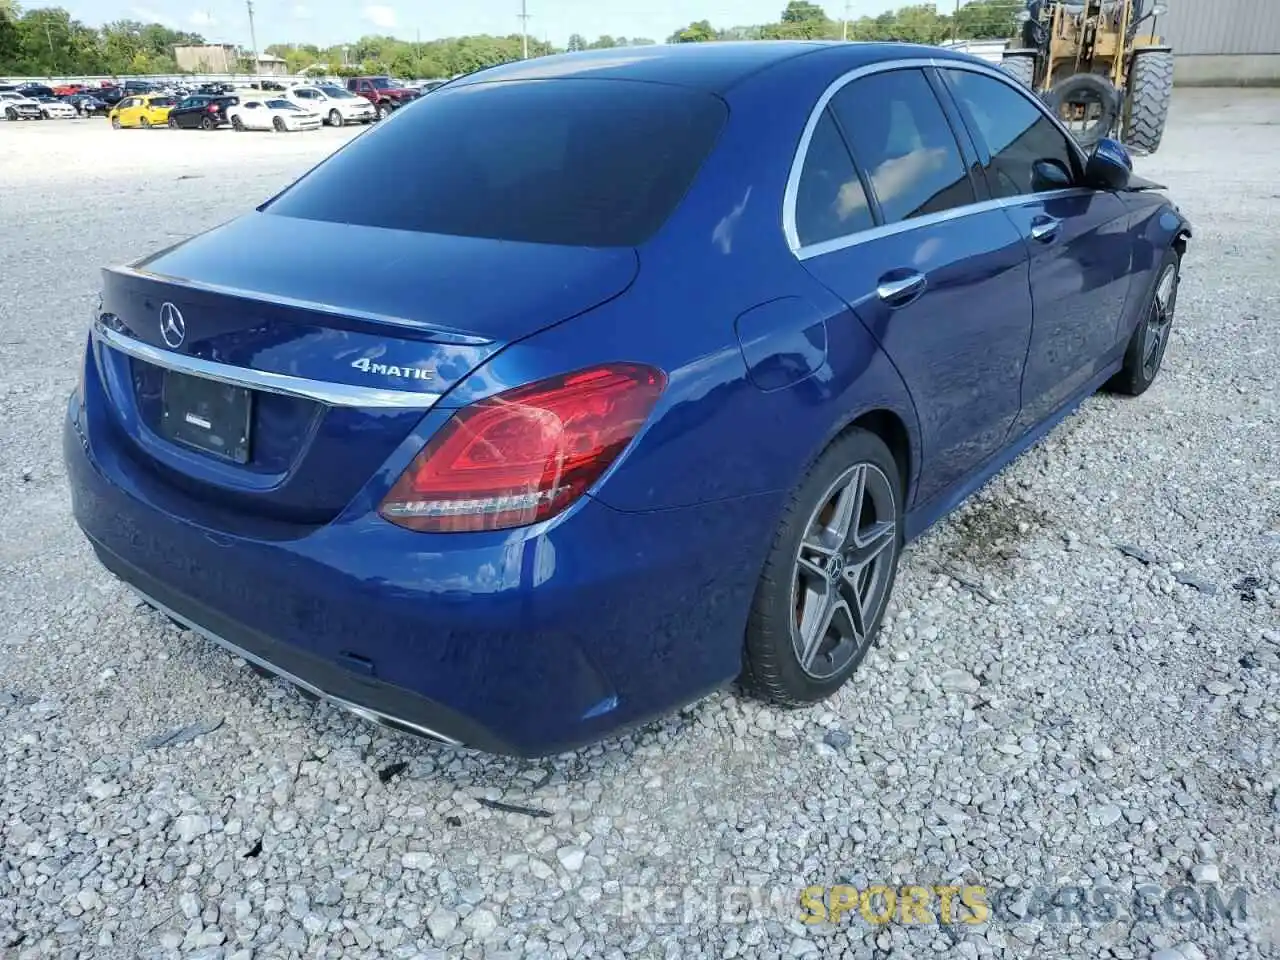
556,846,587,872
174,814,211,843
939,669,980,693
426,907,458,941
1190,863,1220,884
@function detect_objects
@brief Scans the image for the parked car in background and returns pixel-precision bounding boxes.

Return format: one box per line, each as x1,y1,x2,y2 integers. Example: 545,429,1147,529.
109,94,176,128
0,91,42,120
98,86,125,106
65,93,109,116
346,75,421,119
168,94,239,130
286,85,375,126
228,98,321,132
53,83,85,96
36,96,77,119
17,83,55,99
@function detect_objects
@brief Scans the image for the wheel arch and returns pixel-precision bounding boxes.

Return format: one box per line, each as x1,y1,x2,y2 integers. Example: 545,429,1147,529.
809,404,920,513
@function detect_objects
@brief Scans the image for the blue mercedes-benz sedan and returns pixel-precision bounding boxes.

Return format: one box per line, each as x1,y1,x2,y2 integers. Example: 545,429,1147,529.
65,42,1191,756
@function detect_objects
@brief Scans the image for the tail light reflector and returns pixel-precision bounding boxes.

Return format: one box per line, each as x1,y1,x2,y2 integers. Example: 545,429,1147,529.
379,363,666,533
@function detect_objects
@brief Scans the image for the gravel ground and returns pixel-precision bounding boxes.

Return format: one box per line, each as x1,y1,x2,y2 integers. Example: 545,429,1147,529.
1,94,1278,960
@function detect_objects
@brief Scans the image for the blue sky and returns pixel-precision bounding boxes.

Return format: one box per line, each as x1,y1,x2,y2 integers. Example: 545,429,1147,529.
63,0,903,49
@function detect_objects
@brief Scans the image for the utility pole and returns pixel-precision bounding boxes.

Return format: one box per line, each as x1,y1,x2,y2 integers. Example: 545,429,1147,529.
841,0,851,41
43,16,57,73
519,0,530,59
246,0,260,76
952,0,960,44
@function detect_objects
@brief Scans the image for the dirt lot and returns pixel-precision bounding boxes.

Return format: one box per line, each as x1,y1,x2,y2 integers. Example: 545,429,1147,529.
0,93,1278,960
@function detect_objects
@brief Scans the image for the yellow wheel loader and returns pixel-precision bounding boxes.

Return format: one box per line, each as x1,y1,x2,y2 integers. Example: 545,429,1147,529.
1001,0,1174,154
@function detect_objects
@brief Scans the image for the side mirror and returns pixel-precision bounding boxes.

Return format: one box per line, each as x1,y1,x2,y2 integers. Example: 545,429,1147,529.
1031,157,1074,191
1083,137,1132,191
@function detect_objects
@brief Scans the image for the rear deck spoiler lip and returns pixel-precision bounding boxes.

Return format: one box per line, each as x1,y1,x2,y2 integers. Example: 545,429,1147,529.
103,264,495,347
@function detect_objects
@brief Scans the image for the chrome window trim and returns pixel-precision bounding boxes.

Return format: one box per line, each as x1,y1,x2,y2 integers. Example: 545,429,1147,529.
105,265,493,346
92,320,443,410
783,55,1094,259
796,188,1094,261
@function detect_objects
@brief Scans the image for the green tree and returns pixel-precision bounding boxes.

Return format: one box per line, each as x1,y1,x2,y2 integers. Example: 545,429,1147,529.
780,0,828,23
566,32,585,51
668,19,716,43
953,0,1019,39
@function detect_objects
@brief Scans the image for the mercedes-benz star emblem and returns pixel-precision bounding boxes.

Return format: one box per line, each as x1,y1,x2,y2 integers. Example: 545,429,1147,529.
159,302,185,349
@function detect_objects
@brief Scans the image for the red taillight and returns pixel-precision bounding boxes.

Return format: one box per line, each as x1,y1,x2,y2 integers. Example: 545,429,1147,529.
207,104,218,112
379,363,666,533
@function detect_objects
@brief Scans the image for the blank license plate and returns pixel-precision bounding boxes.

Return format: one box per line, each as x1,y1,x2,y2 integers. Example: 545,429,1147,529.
159,371,253,464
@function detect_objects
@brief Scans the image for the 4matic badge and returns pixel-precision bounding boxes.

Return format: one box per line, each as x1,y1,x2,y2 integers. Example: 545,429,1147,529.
350,357,435,382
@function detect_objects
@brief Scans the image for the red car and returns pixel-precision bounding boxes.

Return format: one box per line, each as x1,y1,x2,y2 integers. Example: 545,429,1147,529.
345,76,420,120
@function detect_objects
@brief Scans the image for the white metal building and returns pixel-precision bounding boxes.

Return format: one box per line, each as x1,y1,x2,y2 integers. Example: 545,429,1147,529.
1156,0,1280,84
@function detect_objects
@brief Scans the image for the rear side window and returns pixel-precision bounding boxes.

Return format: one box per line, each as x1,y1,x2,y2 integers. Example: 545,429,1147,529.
829,69,975,224
265,79,728,247
794,109,874,248
941,69,1079,199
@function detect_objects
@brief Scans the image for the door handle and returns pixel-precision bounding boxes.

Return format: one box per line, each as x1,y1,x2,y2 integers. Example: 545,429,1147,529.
1030,216,1061,242
875,271,926,305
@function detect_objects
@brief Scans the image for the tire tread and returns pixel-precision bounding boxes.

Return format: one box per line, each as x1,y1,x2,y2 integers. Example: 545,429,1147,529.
1124,49,1174,155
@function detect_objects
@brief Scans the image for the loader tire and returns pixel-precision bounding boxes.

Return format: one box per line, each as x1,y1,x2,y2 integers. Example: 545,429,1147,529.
1000,52,1037,88
1124,48,1174,156
1045,72,1120,148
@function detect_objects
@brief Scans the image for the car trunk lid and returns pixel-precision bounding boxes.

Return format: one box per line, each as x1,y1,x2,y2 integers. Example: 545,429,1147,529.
93,212,638,525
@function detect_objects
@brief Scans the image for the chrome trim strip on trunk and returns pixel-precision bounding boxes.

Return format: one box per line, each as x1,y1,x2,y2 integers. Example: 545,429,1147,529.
92,320,443,410
129,585,463,747
106,264,493,346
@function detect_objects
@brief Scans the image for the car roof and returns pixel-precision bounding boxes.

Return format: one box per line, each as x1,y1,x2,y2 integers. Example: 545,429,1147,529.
448,41,977,94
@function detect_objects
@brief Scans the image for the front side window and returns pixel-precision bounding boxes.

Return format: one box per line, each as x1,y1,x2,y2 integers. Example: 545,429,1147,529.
793,109,874,248
829,69,975,224
941,68,1079,199
266,79,728,247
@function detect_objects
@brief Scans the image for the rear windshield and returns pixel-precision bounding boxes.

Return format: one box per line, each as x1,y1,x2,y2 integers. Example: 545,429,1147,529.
264,79,728,247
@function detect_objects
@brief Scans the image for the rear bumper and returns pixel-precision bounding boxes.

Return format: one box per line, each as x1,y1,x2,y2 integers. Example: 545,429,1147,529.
64,371,773,756
89,540,502,751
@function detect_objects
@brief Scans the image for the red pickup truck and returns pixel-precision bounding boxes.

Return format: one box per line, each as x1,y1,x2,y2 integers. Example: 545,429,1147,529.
345,76,420,120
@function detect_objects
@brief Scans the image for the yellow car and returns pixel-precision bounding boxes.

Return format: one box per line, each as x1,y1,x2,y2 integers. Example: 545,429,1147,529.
109,94,176,129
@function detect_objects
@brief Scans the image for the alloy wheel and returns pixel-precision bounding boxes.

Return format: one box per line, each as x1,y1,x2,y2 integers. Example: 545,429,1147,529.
1141,262,1178,380
790,462,897,681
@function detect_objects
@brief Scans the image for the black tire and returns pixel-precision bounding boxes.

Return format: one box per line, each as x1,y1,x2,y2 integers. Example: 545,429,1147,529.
110,115,121,129
5,108,15,121
273,117,287,133
1108,246,1182,396
168,117,178,129
1045,73,1121,148
1000,52,1037,88
1123,48,1174,155
139,116,150,128
200,115,215,131
328,109,343,127
376,101,392,120
232,115,245,131
742,428,903,706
